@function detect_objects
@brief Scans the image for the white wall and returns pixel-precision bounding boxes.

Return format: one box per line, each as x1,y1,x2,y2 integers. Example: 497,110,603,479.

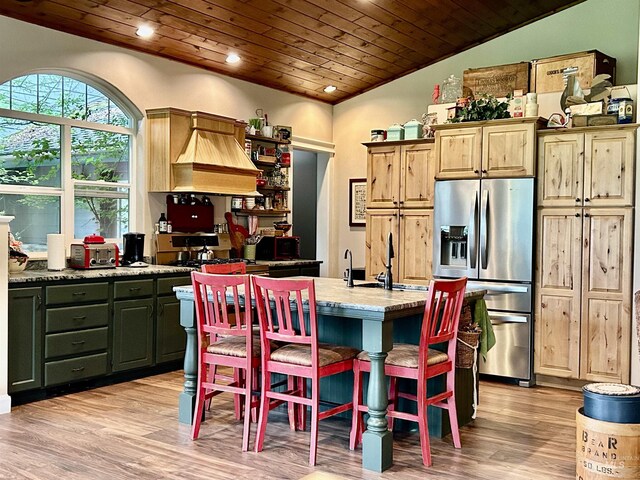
332,0,640,276
0,16,334,254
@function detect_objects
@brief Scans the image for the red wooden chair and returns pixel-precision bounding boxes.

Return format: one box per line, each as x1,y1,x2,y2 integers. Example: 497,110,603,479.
252,276,359,466
349,277,468,467
201,262,249,418
190,271,259,450
201,262,247,275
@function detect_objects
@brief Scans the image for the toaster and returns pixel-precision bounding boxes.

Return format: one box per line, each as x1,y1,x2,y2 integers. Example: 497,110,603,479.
70,243,119,269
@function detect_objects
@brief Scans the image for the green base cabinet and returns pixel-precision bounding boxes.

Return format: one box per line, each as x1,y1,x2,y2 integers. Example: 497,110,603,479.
156,295,186,363
8,287,43,393
112,299,154,372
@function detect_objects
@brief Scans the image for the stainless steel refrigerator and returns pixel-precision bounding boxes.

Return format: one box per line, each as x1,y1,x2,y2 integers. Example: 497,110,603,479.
433,178,534,386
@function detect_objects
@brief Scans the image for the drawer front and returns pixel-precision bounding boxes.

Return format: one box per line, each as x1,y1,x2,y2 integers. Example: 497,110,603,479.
114,279,154,300
157,276,191,296
45,327,108,359
46,304,109,333
46,283,109,306
44,352,108,386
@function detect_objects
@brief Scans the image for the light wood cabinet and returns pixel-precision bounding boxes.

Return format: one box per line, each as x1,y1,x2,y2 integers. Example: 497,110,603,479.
535,201,634,383
538,126,635,208
535,125,636,384
365,209,399,281
435,118,542,179
364,139,435,284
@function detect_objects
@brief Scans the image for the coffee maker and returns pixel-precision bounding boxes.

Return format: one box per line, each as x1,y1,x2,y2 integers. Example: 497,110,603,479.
121,232,147,267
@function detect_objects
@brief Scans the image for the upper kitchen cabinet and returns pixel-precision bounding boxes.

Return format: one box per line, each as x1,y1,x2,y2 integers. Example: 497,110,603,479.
146,108,260,196
364,140,435,209
435,118,544,179
538,126,636,207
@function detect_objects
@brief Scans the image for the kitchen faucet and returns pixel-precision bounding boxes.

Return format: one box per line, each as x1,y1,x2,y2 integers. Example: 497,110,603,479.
344,249,354,288
375,231,394,290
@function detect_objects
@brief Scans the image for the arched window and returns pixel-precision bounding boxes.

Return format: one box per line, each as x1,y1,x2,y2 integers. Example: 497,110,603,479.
0,72,138,254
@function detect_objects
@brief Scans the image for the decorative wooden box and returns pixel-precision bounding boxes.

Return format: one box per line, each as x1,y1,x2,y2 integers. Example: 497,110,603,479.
463,62,530,98
530,50,616,93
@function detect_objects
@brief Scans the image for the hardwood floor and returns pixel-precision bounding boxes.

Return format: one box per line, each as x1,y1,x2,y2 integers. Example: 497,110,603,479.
0,372,582,479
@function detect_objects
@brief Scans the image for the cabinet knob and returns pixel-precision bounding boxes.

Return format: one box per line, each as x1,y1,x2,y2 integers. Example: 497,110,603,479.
575,213,580,217
473,169,480,174
481,169,487,174
584,213,590,218
584,198,590,202
575,198,581,202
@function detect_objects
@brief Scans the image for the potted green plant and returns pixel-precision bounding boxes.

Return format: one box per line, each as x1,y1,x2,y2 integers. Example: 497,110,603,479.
448,94,512,123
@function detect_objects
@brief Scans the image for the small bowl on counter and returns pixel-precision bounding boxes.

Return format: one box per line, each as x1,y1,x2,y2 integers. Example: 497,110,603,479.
8,256,28,273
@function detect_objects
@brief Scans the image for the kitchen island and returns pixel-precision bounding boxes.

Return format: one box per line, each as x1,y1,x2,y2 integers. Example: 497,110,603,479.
174,277,485,472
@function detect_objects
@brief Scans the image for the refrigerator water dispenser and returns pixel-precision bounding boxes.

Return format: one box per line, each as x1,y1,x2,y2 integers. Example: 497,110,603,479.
440,226,468,267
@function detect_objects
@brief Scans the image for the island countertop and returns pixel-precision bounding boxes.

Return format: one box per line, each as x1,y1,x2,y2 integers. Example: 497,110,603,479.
174,276,485,317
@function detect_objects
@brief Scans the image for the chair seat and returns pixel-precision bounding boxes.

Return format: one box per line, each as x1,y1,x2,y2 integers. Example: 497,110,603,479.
271,343,359,367
357,343,448,368
207,335,276,358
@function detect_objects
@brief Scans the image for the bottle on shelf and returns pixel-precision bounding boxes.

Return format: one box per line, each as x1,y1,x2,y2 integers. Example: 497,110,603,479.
158,213,168,233
167,220,173,234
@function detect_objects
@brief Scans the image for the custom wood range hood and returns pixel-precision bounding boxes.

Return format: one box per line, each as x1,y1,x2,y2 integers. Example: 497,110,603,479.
147,108,260,196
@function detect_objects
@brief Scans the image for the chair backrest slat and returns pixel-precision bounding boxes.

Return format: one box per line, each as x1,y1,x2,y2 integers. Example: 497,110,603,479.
419,277,467,370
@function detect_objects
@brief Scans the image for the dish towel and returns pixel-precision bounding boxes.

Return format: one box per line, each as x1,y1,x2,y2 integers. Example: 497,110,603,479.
475,299,495,362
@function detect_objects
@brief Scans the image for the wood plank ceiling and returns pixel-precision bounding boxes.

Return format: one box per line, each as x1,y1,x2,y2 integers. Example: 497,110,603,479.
0,0,585,104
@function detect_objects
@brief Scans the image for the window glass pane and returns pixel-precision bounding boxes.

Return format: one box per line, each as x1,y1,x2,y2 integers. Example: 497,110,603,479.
10,75,38,113
71,128,130,182
38,74,63,117
0,193,61,253
108,100,130,127
0,81,9,109
62,77,87,120
0,118,61,188
86,85,110,124
74,185,129,239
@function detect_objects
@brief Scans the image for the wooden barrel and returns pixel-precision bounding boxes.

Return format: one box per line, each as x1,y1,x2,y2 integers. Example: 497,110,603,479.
577,408,640,479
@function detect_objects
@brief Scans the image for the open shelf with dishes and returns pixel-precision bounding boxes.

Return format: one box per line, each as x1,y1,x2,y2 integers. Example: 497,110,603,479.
235,209,291,216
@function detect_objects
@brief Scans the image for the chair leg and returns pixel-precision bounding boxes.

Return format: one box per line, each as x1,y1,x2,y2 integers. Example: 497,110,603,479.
287,375,297,430
417,381,432,467
309,376,320,466
233,368,242,420
446,369,461,449
388,376,398,432
241,367,252,452
296,376,307,431
349,361,362,450
251,368,259,423
191,362,206,440
254,371,271,453
205,364,216,411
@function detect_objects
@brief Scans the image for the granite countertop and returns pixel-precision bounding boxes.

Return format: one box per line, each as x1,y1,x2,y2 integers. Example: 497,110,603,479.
8,265,193,284
174,277,485,314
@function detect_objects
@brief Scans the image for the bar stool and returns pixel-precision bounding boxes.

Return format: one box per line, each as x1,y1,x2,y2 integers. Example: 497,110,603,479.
190,271,259,450
252,276,359,466
349,277,468,466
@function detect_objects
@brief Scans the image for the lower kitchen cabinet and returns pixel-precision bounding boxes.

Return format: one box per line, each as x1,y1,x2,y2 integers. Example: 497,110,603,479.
267,263,321,278
112,298,154,372
156,275,190,364
8,287,42,393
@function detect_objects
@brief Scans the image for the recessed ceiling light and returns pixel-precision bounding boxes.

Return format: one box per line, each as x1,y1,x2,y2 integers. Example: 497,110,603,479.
136,25,155,39
226,53,241,64
324,85,337,93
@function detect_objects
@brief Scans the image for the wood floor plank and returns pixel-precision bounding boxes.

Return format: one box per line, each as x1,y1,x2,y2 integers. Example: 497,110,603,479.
0,372,583,479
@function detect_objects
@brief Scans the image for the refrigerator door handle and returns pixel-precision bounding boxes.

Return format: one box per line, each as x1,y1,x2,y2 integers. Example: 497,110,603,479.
480,188,489,269
489,312,528,324
468,191,478,269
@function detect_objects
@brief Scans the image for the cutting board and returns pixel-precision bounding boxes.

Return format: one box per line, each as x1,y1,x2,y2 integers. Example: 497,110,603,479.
225,212,249,257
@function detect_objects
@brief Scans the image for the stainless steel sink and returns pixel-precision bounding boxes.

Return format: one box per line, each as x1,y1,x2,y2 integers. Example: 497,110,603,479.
354,282,428,292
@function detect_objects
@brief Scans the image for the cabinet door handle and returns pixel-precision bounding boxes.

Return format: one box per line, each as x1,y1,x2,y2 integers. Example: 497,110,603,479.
72,315,87,321
72,292,86,296
159,304,164,315
481,169,488,174
473,169,480,174
71,341,86,346
37,294,42,310
71,367,85,373
129,287,141,292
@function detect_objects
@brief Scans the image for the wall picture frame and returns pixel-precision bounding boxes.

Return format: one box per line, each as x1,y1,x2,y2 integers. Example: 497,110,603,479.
349,178,367,227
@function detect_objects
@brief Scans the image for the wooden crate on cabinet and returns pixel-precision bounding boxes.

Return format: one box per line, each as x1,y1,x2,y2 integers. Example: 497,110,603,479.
538,126,635,208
